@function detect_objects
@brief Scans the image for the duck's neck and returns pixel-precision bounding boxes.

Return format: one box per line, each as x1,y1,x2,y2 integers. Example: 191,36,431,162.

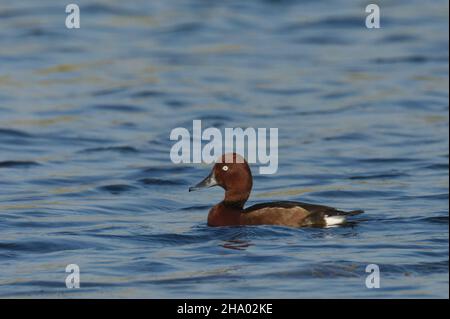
223,189,250,208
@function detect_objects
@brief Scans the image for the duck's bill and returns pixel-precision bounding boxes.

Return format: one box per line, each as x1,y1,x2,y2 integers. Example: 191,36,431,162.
189,171,218,192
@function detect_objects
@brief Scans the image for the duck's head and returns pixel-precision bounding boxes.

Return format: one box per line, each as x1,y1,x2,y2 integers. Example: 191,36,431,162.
189,153,253,204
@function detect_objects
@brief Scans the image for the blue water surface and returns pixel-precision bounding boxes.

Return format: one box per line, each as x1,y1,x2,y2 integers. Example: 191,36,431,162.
0,0,448,298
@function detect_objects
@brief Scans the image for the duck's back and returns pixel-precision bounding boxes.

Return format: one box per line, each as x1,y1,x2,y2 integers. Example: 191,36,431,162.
242,201,363,227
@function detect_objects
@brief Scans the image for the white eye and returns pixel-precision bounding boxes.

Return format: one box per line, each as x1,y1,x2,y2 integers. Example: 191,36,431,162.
222,165,229,171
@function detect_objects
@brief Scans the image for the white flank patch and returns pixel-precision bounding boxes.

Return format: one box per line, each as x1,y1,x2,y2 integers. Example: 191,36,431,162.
324,215,346,226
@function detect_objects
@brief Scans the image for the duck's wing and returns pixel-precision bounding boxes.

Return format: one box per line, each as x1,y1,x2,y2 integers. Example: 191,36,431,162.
244,200,363,215
243,200,364,226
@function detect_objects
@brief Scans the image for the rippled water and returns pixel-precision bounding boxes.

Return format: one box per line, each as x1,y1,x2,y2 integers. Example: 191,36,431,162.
0,0,448,298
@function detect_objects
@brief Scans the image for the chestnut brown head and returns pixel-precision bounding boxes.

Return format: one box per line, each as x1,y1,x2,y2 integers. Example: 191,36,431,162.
189,153,253,204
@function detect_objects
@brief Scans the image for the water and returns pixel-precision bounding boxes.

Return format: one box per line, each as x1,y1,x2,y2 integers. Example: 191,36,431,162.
0,0,448,298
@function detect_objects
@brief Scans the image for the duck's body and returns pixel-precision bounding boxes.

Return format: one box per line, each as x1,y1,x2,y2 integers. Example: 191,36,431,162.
190,153,364,228
244,201,363,227
208,200,363,227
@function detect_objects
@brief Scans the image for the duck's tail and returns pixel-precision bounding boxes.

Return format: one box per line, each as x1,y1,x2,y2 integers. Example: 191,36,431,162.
343,209,364,216
324,209,364,226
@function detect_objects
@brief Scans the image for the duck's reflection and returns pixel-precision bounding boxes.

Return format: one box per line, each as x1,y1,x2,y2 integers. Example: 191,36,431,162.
217,219,363,250
220,238,252,250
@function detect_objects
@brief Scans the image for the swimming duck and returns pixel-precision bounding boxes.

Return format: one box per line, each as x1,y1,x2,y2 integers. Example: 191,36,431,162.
189,153,363,227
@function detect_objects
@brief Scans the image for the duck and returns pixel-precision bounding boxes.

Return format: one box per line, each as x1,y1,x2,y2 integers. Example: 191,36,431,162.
189,153,364,227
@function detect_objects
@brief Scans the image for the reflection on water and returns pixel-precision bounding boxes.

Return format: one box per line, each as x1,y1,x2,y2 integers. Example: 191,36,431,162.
0,0,448,298
220,232,253,251
221,240,252,251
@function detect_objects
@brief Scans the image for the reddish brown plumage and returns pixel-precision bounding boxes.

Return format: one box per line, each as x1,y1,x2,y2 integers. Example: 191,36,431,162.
189,153,364,227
